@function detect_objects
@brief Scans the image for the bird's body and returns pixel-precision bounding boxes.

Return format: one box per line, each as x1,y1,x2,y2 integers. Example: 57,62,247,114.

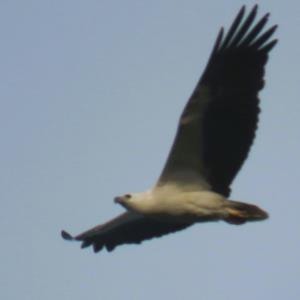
115,184,267,224
118,186,227,222
62,5,277,253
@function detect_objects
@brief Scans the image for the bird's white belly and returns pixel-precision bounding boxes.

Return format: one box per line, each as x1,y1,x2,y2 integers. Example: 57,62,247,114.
144,189,226,222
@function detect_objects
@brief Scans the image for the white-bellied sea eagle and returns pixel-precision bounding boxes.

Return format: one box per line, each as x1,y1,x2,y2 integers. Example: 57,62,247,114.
62,5,278,253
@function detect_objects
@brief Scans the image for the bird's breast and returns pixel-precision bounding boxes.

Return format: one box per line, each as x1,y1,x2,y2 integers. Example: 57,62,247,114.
145,189,226,222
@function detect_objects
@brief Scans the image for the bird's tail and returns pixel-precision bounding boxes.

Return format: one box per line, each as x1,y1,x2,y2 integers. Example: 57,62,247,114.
223,200,268,225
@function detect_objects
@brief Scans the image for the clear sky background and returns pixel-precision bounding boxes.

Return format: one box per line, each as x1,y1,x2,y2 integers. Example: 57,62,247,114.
1,1,299,299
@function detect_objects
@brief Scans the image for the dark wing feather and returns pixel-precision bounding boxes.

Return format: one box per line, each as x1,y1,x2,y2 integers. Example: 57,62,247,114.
158,5,277,196
200,6,277,196
62,212,191,252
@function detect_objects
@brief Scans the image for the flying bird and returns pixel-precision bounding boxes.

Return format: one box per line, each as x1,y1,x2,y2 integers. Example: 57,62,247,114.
62,5,278,253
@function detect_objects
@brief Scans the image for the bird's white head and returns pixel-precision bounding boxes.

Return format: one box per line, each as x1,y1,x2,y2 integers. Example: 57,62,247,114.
114,191,152,213
114,193,133,209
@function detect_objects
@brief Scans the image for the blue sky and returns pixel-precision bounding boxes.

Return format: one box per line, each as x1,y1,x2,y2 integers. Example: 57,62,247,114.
1,1,300,299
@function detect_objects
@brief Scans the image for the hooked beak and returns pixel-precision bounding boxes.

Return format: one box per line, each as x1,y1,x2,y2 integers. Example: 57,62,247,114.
114,196,123,204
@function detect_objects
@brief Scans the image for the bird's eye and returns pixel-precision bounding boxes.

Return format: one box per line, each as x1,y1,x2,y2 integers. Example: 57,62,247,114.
124,194,131,199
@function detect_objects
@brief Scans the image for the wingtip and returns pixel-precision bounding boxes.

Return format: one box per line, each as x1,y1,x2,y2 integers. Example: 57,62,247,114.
238,5,246,20
61,230,74,241
263,12,270,20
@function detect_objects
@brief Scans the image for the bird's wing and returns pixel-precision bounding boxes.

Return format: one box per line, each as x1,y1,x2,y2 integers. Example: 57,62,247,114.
157,5,277,196
62,212,191,252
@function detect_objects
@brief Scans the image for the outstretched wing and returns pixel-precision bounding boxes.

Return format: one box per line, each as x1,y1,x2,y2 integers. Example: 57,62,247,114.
157,5,277,196
62,212,191,252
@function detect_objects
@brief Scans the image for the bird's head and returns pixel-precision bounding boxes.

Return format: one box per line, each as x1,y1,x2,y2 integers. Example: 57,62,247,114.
114,193,135,210
114,191,152,213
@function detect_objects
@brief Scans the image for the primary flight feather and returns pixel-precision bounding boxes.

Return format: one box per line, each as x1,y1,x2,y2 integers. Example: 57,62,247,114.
62,5,278,253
